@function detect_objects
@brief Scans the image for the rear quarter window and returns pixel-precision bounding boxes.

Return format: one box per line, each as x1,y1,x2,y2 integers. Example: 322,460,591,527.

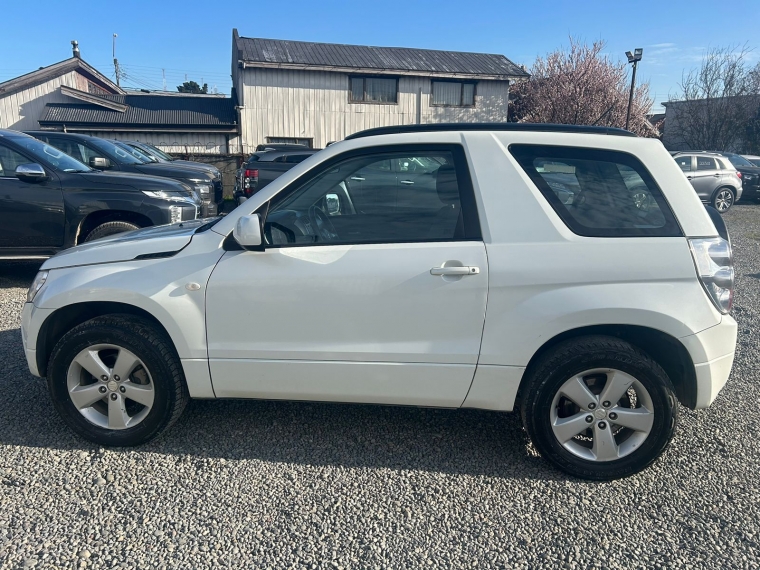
510,145,682,238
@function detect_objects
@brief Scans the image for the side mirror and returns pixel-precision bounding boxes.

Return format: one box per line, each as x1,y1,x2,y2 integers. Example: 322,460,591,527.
233,213,263,249
90,157,111,169
15,163,47,182
325,193,340,215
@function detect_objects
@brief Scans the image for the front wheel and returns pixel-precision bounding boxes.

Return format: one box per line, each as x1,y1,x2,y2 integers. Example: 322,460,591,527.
84,221,140,242
712,187,735,213
47,315,188,446
520,336,677,480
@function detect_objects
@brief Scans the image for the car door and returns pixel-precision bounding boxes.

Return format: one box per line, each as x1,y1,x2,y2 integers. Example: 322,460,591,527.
690,156,721,200
0,143,65,248
205,144,488,407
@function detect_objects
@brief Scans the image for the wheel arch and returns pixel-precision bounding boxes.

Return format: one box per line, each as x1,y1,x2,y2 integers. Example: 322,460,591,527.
77,210,153,244
517,324,698,409
36,302,175,378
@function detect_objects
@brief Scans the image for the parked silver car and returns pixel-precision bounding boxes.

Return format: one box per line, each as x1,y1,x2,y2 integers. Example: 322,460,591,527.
672,152,742,212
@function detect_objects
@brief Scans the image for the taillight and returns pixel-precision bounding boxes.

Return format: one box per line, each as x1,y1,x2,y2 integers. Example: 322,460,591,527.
243,169,259,194
737,171,742,179
689,237,734,314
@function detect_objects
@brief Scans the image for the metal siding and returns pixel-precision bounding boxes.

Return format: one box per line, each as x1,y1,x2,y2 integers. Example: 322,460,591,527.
0,70,82,130
239,69,511,151
90,131,229,155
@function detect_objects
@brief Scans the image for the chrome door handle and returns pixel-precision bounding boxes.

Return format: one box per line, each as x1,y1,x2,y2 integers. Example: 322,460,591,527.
430,266,479,276
400,180,414,185
350,176,365,181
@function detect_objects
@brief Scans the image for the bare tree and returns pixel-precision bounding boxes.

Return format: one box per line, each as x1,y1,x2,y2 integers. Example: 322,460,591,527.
510,39,656,137
666,45,760,151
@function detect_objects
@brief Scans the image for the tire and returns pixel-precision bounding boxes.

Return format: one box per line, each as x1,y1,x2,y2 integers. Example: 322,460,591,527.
84,221,141,242
711,187,735,213
520,335,677,480
47,314,188,446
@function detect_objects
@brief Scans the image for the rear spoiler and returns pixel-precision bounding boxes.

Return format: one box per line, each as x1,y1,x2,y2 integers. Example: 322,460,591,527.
704,205,730,243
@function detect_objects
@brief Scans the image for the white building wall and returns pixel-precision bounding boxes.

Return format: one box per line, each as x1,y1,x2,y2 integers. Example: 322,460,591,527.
239,68,510,151
0,71,86,131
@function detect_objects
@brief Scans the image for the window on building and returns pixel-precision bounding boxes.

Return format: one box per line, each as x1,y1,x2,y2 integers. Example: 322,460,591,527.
349,77,398,104
431,81,476,106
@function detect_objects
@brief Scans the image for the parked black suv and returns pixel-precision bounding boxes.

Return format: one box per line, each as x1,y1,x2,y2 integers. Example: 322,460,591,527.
233,149,319,204
25,131,222,216
0,130,199,257
720,152,760,201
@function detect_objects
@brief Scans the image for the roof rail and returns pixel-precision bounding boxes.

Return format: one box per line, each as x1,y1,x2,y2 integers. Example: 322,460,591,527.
345,123,636,140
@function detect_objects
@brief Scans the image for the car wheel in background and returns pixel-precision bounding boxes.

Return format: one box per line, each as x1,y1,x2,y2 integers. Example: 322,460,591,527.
84,221,140,242
520,335,677,480
47,315,188,446
711,187,735,213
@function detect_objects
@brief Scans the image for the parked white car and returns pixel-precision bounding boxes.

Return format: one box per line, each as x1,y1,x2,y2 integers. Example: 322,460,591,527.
21,124,737,480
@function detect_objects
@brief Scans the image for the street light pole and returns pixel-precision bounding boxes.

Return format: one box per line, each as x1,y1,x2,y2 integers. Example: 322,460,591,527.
625,48,643,131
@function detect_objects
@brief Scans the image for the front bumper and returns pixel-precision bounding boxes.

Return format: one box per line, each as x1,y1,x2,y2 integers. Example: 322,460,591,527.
21,303,54,378
679,315,738,408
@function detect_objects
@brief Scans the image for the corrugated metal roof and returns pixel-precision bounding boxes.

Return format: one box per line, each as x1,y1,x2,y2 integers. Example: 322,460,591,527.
39,94,236,129
235,34,528,79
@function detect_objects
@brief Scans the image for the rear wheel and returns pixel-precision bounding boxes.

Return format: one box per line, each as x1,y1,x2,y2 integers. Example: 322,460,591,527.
711,187,735,213
520,335,677,480
84,221,140,242
47,315,188,446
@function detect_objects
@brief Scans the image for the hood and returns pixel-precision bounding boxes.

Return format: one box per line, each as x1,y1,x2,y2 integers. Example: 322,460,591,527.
41,220,209,270
133,163,215,181
168,160,219,176
78,170,193,192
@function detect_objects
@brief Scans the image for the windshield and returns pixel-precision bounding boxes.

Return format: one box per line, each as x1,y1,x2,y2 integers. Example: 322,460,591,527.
10,137,92,172
88,138,145,165
145,144,174,161
725,153,754,168
113,142,155,163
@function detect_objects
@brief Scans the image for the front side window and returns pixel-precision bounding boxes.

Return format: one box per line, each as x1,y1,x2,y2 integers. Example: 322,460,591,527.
675,156,692,172
0,144,31,177
431,81,476,106
510,145,681,237
9,137,91,173
263,147,480,246
349,77,398,104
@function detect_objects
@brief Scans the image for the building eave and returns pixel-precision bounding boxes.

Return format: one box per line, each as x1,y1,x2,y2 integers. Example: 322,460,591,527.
60,86,128,111
240,60,522,81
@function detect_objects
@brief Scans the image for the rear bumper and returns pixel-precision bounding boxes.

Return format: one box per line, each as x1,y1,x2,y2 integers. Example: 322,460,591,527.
680,315,738,408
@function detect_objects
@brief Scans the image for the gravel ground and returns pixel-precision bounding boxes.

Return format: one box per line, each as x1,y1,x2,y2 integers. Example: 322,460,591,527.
1,207,760,570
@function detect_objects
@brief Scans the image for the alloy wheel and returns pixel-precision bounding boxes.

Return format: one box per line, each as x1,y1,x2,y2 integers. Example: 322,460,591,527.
66,343,155,430
549,368,654,462
715,190,734,212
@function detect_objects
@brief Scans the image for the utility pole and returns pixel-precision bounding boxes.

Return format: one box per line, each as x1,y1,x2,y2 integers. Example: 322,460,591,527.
113,33,120,87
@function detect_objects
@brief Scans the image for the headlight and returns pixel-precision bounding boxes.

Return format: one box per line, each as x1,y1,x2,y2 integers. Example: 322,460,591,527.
191,181,213,197
27,271,48,303
142,190,195,202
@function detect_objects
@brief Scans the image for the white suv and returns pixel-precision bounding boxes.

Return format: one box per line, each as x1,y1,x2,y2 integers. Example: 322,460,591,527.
21,124,737,480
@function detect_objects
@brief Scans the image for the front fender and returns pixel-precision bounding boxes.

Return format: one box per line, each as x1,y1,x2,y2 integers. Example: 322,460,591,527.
33,236,225,360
